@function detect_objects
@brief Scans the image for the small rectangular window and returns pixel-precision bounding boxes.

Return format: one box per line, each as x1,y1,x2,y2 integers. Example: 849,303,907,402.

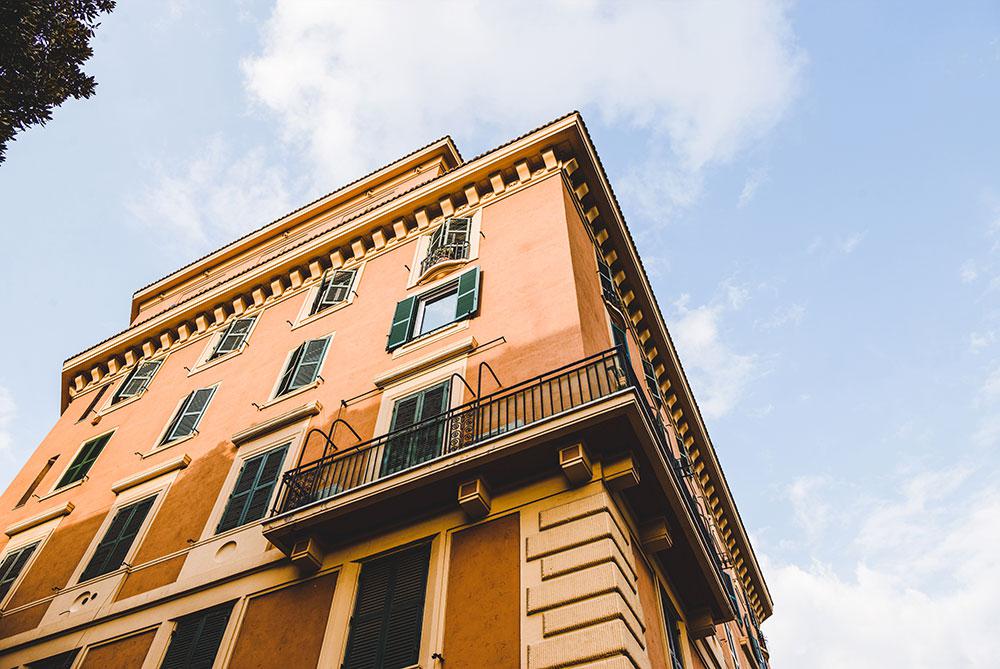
342,543,431,669
113,360,162,404
216,444,288,533
310,268,356,315
276,338,330,397
160,601,235,669
209,317,256,360
79,496,155,582
386,267,480,350
659,587,684,669
162,388,215,444
381,382,451,476
57,433,112,489
596,250,620,307
0,541,39,602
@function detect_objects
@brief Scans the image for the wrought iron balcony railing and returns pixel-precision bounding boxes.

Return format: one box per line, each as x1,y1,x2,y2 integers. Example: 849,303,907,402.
419,241,470,275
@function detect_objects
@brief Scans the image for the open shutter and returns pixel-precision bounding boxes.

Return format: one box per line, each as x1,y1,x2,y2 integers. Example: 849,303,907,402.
166,388,215,442
290,338,329,389
453,266,481,321
80,496,154,582
387,296,418,350
58,433,112,488
161,601,235,669
211,317,254,359
277,344,304,396
596,251,620,306
0,542,38,601
444,217,471,247
28,649,79,669
115,360,161,403
242,446,288,523
342,543,430,669
216,455,264,533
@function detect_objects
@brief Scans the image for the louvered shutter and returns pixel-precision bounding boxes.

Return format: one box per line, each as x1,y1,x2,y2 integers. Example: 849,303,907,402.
612,323,630,366
115,360,161,403
28,649,79,669
0,542,38,601
444,217,470,247
453,267,480,321
290,338,329,390
342,543,430,669
596,251,618,302
80,496,154,582
210,317,254,359
215,455,263,533
166,388,215,442
381,395,420,476
242,446,287,524
387,296,418,350
409,383,449,468
642,358,662,404
313,269,356,314
277,344,304,396
58,433,112,488
161,601,235,669
722,572,740,617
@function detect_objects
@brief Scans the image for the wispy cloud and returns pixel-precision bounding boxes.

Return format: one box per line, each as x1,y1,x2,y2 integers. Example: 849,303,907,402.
960,259,979,283
756,303,806,330
739,167,770,207
838,230,867,254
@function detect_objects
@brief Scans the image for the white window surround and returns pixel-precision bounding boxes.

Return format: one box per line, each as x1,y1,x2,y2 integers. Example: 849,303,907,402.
292,263,366,329
151,384,220,452
0,513,63,608
266,332,335,404
390,318,470,360
372,357,468,437
189,315,262,376
406,209,482,289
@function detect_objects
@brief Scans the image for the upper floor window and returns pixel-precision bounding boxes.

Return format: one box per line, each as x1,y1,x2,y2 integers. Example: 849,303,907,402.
162,388,216,444
26,649,79,669
216,444,289,533
0,541,39,602
57,433,112,489
342,542,431,669
642,357,662,405
420,217,471,276
160,601,235,669
387,267,480,350
79,496,155,582
659,587,684,669
112,359,162,404
596,250,621,308
381,381,451,476
209,316,256,360
310,268,357,316
276,337,331,397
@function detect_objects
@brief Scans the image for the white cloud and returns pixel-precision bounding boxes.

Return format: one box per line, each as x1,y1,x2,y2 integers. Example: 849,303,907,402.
670,288,759,419
960,259,979,283
756,303,805,330
738,167,770,207
243,0,803,205
838,230,867,254
786,474,832,541
128,138,293,250
765,466,1000,668
970,330,995,352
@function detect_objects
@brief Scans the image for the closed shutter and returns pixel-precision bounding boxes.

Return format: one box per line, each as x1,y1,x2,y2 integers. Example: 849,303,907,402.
114,360,162,403
342,542,431,669
27,649,79,669
722,572,740,617
387,296,418,350
408,382,449,467
165,388,215,442
381,382,450,477
57,433,112,488
161,601,235,669
80,496,155,582
454,267,481,321
659,586,683,669
210,317,254,359
642,357,662,404
291,338,330,389
313,269,356,314
0,542,38,601
381,395,420,477
216,445,288,533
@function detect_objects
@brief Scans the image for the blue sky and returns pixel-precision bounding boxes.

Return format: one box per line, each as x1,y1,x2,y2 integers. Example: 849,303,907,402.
2,2,999,665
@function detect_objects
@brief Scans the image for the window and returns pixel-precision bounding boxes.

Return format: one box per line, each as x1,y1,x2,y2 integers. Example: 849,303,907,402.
160,601,235,669
77,384,109,422
612,322,630,366
642,357,662,405
310,268,357,315
596,249,620,307
380,381,451,477
27,649,79,669
209,316,255,360
276,337,330,397
722,572,741,621
56,433,112,489
420,217,471,275
162,388,215,444
660,587,684,669
342,542,431,669
79,496,155,582
216,444,288,533
113,359,162,404
15,455,58,508
387,266,480,350
0,541,39,602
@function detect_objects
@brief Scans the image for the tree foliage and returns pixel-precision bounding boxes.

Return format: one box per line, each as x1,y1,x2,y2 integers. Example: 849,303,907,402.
0,0,115,164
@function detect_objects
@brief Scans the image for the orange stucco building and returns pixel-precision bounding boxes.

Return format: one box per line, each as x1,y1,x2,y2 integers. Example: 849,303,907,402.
0,113,772,669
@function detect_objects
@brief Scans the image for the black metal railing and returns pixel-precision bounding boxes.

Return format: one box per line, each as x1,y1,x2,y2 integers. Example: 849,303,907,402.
419,241,470,275
271,347,630,515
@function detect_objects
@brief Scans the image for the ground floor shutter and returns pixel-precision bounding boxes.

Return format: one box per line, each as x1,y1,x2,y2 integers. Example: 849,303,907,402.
160,601,235,669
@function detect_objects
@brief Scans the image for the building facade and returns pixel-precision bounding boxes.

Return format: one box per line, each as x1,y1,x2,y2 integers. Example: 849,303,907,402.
0,113,772,669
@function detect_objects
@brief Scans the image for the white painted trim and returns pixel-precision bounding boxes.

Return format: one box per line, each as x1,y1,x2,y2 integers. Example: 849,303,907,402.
292,261,366,330
374,336,478,389
232,402,322,446
111,454,191,495
4,502,74,537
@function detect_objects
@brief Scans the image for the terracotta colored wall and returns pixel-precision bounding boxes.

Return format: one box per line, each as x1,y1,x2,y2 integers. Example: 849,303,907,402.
443,513,520,668
563,180,613,358
79,629,157,669
0,601,48,639
115,554,186,602
633,543,669,669
227,572,337,669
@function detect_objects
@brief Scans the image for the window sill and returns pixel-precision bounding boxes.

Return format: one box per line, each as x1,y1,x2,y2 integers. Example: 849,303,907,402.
38,478,84,502
292,298,353,331
144,433,196,459
97,391,145,419
391,319,470,359
188,345,247,377
262,380,322,410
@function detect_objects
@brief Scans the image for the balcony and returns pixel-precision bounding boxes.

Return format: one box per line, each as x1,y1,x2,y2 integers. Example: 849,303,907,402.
418,240,470,277
265,346,738,622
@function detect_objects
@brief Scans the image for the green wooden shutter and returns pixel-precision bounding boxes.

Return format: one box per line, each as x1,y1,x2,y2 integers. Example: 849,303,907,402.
387,296,418,350
342,542,431,669
165,388,215,442
0,542,38,601
381,395,421,476
27,649,79,669
210,317,254,359
58,433,112,488
660,586,684,669
642,357,662,403
454,266,481,321
277,344,304,396
409,382,449,467
161,601,235,669
115,360,161,403
596,251,620,306
612,323,630,366
80,496,155,582
722,572,740,617
290,338,330,389
217,445,288,533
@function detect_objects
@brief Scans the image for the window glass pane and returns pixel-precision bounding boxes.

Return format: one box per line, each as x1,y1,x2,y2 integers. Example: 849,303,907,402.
416,288,458,335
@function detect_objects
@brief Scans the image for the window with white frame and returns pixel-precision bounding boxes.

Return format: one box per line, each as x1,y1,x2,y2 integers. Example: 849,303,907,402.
112,359,161,404
387,267,480,350
209,316,256,360
78,495,156,582
161,387,216,444
215,443,289,533
310,268,357,316
420,217,471,276
0,541,39,602
276,337,331,397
